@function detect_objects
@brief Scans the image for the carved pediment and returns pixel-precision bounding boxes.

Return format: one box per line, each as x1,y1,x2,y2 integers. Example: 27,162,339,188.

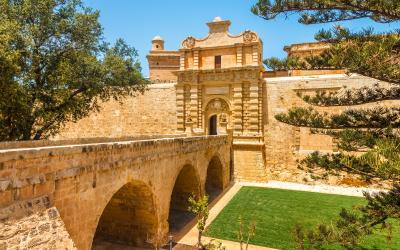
243,30,258,43
179,18,261,49
182,36,196,49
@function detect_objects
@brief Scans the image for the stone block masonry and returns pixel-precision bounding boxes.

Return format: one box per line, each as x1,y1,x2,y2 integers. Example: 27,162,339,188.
264,74,400,185
0,136,231,249
0,207,76,250
55,83,178,139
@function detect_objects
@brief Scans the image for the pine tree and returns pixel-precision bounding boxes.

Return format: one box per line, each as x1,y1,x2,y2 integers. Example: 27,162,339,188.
252,1,400,248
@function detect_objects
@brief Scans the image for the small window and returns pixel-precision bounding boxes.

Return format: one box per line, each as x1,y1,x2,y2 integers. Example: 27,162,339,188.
156,45,159,48
215,55,221,69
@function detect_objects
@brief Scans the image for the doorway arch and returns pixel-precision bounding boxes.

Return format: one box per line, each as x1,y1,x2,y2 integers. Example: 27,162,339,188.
209,115,218,135
92,180,159,249
204,98,230,135
205,155,224,203
168,164,201,235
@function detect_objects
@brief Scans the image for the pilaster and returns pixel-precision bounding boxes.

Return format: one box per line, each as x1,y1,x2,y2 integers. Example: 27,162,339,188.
190,85,198,126
179,51,185,70
232,84,243,135
242,83,250,134
236,46,243,67
193,50,199,70
252,45,259,65
176,85,185,132
248,83,259,134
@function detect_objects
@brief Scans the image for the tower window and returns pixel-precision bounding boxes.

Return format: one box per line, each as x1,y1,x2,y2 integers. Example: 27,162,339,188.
215,55,221,69
156,45,159,48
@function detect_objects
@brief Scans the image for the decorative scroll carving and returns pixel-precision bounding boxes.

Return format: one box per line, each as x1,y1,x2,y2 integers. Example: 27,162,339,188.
243,30,258,43
182,36,196,49
206,98,229,113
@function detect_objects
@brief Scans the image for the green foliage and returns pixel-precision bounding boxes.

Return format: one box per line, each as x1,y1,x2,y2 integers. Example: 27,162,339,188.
326,128,398,151
237,216,256,250
275,107,400,129
253,0,400,248
302,84,400,106
263,56,305,71
0,0,149,140
206,187,400,249
294,185,400,249
251,0,400,24
312,27,400,84
203,239,226,250
188,195,210,248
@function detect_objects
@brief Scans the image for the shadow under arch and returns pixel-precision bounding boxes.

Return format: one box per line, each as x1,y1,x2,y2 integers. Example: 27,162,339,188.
168,164,201,235
92,180,159,249
205,155,224,203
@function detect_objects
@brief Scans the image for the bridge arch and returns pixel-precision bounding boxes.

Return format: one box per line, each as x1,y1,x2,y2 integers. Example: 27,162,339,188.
92,180,159,249
168,163,201,234
205,155,224,202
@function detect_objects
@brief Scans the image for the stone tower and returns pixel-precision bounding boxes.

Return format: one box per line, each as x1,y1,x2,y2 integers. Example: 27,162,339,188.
151,35,164,50
147,35,180,83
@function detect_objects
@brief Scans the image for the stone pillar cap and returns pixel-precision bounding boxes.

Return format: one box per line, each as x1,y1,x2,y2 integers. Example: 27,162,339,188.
152,35,164,41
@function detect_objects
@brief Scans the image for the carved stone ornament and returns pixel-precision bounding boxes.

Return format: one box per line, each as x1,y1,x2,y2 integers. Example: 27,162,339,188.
182,36,196,49
206,98,229,113
243,30,258,43
186,113,193,123
219,113,228,123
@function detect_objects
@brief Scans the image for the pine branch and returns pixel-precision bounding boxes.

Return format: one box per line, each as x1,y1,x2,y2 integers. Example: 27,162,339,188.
251,0,400,24
276,107,400,129
302,84,400,106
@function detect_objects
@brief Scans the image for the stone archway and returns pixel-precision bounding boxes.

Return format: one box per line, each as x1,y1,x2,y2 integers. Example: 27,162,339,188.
205,155,224,203
92,180,159,249
204,98,230,135
168,164,201,235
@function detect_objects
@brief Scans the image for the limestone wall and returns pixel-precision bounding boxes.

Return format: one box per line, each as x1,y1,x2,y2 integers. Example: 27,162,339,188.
264,74,399,185
0,207,76,250
55,83,178,140
0,136,231,249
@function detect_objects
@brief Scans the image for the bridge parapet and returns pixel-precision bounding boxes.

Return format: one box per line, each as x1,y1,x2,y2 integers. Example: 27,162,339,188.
0,135,231,250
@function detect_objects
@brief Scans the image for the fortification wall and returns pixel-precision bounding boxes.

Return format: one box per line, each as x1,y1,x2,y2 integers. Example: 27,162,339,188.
55,83,178,139
264,74,398,186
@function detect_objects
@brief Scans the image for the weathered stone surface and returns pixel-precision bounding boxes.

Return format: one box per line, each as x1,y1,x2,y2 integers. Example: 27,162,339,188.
0,136,231,250
0,207,76,250
51,18,400,186
264,74,399,186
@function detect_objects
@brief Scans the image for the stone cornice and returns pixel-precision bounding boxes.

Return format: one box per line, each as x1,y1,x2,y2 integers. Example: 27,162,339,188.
178,42,260,52
174,66,263,84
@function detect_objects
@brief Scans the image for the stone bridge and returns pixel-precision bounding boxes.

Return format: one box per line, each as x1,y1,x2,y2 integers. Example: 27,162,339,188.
0,135,231,250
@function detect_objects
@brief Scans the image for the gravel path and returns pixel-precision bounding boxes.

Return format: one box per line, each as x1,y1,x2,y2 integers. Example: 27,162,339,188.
239,180,386,197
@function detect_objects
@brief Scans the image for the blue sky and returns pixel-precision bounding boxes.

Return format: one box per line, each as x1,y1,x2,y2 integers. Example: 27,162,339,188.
84,0,397,77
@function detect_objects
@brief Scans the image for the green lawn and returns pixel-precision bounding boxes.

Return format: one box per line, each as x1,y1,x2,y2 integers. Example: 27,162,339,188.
205,186,400,250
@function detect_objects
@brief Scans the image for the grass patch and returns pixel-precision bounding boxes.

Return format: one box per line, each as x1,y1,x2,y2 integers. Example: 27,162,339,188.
205,186,400,250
